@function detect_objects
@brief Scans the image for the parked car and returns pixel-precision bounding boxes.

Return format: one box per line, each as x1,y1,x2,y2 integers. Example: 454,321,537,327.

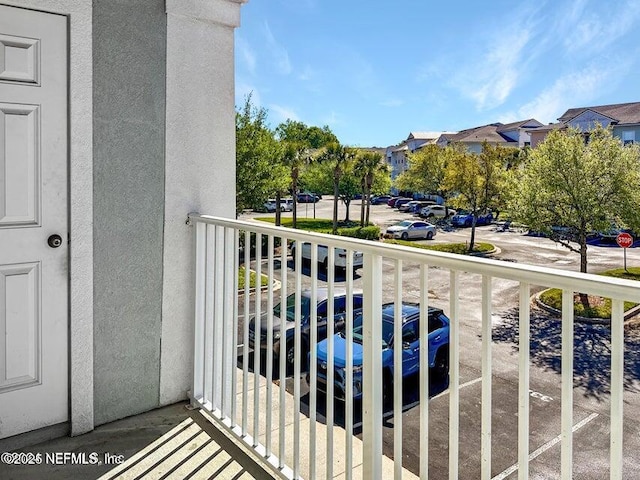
370,195,392,205
398,200,422,213
259,200,277,213
313,302,450,400
410,200,438,214
394,198,413,209
451,210,494,227
386,220,436,240
280,198,293,211
388,196,410,207
249,288,364,371
258,199,294,213
290,241,364,271
419,205,455,219
297,192,320,203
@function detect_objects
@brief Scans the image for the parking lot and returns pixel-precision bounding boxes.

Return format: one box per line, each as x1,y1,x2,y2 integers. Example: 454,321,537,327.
239,198,640,478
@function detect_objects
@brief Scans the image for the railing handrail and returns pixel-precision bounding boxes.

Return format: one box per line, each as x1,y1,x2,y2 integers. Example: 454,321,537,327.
188,213,640,302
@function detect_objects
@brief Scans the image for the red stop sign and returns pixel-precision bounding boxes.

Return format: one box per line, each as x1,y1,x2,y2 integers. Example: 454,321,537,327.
616,232,634,248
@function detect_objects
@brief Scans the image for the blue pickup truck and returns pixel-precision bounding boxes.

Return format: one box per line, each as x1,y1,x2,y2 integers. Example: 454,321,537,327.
312,302,450,400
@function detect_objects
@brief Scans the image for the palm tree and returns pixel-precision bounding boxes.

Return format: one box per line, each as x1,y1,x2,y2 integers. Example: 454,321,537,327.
280,141,310,229
354,151,386,227
318,142,356,234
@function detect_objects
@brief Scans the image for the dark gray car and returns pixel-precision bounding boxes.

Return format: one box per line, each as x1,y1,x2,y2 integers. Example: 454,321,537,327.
248,287,363,372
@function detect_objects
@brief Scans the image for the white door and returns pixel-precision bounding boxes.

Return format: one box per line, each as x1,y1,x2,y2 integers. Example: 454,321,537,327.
0,4,68,439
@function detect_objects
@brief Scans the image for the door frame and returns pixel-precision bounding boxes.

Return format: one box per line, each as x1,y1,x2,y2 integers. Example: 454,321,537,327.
1,0,94,436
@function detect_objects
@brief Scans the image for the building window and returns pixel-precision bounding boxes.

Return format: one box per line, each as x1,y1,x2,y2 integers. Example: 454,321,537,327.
622,131,635,145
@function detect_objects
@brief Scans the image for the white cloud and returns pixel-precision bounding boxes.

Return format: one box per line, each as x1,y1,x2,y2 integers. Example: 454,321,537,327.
269,104,299,123
263,21,292,75
380,98,404,107
321,111,344,128
235,83,262,108
236,37,256,76
503,61,630,124
447,11,539,112
561,1,640,55
298,65,314,81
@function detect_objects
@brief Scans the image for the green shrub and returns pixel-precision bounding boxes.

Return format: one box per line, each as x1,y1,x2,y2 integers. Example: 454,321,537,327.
337,225,380,240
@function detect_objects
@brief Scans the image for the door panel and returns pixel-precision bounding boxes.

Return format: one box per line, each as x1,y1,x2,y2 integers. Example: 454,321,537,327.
0,103,40,225
0,4,68,439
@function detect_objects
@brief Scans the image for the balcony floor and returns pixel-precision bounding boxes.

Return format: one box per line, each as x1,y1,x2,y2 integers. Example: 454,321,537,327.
0,402,274,480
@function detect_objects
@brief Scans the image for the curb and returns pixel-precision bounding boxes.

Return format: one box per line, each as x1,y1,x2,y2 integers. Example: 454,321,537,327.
533,290,637,325
469,245,500,256
238,275,282,297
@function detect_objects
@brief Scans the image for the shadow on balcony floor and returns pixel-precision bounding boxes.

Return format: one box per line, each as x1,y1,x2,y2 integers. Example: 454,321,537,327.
0,402,274,480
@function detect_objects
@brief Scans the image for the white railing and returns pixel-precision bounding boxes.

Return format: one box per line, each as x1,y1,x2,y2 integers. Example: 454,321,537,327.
188,213,640,480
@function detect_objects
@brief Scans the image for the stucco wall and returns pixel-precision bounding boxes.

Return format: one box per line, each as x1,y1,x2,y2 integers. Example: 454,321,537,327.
92,0,167,425
160,0,242,406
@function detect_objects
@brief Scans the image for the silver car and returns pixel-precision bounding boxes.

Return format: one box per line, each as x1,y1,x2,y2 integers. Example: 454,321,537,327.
386,220,436,240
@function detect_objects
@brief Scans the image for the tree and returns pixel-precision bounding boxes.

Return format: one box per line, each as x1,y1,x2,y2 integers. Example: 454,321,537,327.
394,144,448,199
235,94,284,215
275,120,338,227
317,142,357,233
443,142,507,251
279,141,310,228
442,145,484,250
275,120,338,149
478,141,510,219
354,151,389,226
509,126,640,273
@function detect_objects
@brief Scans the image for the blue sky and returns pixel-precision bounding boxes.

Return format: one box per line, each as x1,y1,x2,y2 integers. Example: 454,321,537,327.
235,0,640,148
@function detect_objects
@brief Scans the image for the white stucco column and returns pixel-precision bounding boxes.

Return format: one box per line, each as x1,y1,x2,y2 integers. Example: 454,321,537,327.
161,0,246,405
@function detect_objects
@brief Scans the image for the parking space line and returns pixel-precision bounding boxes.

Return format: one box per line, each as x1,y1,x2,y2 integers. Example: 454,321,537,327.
492,412,599,480
433,376,483,400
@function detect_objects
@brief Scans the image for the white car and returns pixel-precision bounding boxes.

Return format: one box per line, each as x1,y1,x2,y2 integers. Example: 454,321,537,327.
263,199,293,212
419,205,455,219
280,198,294,212
290,241,364,270
386,220,436,240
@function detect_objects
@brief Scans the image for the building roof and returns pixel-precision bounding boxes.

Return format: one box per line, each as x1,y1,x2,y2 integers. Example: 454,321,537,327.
407,131,446,140
443,123,518,145
496,119,543,132
392,144,408,152
558,101,640,125
527,122,566,133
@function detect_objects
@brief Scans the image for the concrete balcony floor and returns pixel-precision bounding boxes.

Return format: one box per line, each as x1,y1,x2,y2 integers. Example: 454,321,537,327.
1,402,273,480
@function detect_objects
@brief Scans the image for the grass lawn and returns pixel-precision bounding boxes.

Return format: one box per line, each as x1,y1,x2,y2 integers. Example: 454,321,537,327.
539,267,640,319
238,268,269,290
255,217,361,233
384,239,495,255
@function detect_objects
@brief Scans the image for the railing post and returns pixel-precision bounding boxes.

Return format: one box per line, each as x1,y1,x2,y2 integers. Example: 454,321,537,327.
449,270,460,480
192,219,206,404
481,275,493,480
561,289,574,479
518,283,531,480
610,299,624,480
363,251,383,480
